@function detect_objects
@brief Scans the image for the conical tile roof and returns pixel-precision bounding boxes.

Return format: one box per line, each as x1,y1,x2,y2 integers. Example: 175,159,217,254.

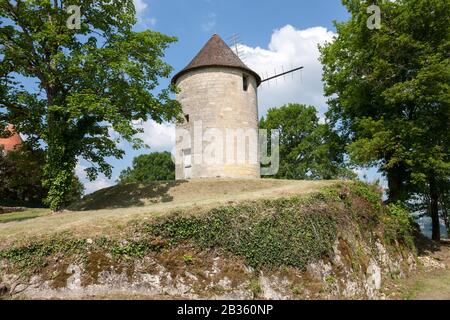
172,34,261,86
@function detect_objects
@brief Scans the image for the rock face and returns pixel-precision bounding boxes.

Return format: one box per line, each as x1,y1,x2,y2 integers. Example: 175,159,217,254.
0,283,8,297
0,240,417,300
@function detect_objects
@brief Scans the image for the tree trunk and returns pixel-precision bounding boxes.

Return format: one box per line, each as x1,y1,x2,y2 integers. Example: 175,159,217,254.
429,174,441,242
443,212,450,237
441,199,449,237
44,87,75,212
387,165,404,203
45,119,77,212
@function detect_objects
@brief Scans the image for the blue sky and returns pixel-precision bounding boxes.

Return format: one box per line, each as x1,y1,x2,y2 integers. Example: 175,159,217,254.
72,0,383,193
146,0,349,71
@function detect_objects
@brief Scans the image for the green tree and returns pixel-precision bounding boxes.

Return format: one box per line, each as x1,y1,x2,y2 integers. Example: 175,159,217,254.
0,1,180,210
440,183,450,236
409,177,450,238
0,145,83,207
260,103,352,180
118,151,175,183
320,0,450,240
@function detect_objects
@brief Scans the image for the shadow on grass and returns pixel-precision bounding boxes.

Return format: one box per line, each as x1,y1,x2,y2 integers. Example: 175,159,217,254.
0,212,43,224
414,232,445,256
71,180,188,211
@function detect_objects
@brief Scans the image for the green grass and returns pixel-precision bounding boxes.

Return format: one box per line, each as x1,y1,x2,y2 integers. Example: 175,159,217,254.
69,179,334,211
1,182,414,275
0,209,51,224
0,179,335,247
0,192,339,274
400,269,450,300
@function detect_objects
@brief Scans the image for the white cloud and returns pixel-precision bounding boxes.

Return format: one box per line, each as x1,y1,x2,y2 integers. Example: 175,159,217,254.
84,178,113,195
136,120,175,152
240,25,336,117
147,17,157,26
133,0,157,28
133,0,148,13
202,12,217,32
75,162,114,195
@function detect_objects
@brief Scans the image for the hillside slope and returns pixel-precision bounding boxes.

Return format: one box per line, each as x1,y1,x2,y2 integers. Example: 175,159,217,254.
0,181,422,300
0,179,333,246
70,179,335,211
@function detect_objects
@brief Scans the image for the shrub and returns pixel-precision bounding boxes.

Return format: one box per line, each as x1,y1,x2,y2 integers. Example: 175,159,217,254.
349,181,382,210
151,198,338,270
382,202,416,248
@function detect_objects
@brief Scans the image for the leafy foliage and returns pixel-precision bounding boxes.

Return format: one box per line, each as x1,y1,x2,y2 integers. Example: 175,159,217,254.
0,236,87,274
320,0,450,239
260,103,353,180
197,203,337,269
349,181,382,211
150,201,338,269
0,146,83,207
118,152,175,183
383,203,416,249
0,1,181,210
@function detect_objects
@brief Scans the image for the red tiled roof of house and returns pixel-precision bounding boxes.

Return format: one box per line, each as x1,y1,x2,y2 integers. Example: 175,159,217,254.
0,124,23,154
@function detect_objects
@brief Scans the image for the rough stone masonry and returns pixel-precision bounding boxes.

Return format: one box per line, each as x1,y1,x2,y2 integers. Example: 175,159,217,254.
172,34,262,180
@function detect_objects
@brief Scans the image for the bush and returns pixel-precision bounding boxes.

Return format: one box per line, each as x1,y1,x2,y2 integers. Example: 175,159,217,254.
0,146,83,207
349,181,382,210
151,198,337,270
382,202,416,248
118,152,175,183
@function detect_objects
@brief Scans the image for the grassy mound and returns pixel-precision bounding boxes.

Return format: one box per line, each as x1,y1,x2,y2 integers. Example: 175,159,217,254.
0,180,333,244
0,182,416,277
69,179,333,211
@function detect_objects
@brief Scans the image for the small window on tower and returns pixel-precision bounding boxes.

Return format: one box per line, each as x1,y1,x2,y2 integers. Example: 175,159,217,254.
243,75,249,91
184,114,190,123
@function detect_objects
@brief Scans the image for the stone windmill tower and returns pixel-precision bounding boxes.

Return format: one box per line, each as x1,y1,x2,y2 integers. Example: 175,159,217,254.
172,34,262,180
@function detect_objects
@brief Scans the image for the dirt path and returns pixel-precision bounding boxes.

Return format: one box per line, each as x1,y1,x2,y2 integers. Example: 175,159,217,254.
391,240,450,300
